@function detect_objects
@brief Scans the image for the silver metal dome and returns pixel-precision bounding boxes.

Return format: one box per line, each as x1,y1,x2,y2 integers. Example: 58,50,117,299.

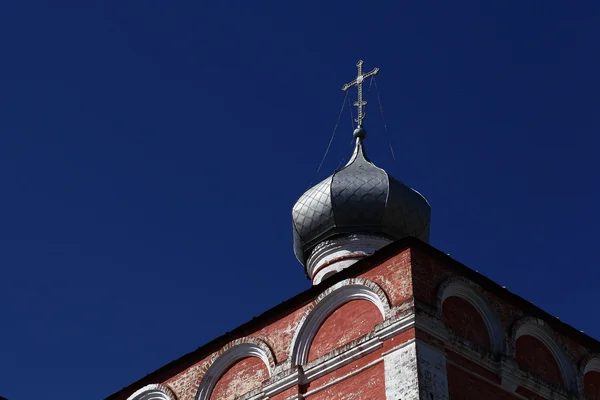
292,138,431,266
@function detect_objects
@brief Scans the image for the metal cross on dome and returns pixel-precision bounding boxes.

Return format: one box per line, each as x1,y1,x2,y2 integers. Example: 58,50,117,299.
341,60,379,127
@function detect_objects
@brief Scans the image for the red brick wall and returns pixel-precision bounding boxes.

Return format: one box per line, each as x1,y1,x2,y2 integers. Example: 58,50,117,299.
307,362,386,400
585,371,600,400
447,363,520,400
359,249,413,306
308,299,383,362
209,357,268,400
442,296,491,350
115,244,600,400
515,335,563,388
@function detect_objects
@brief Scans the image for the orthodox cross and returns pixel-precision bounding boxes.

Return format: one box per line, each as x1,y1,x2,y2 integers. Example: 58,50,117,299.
341,60,379,127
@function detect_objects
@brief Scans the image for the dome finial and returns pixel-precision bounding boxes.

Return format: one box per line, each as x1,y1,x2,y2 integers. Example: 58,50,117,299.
353,125,367,139
341,60,379,132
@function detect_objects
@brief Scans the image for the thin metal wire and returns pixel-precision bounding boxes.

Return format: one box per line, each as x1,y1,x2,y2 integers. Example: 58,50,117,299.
365,75,374,109
347,94,355,130
374,76,396,161
310,91,349,187
347,95,356,145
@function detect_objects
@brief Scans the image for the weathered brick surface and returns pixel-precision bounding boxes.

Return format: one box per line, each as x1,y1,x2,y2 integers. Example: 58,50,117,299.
442,296,491,350
359,249,412,307
112,241,600,400
209,357,267,400
252,308,306,363
585,371,600,400
308,362,386,400
159,256,412,400
164,354,211,400
308,299,383,362
412,246,598,396
269,385,300,400
307,329,416,393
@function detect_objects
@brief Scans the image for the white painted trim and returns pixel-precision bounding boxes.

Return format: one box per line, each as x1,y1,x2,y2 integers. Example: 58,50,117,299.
303,357,383,397
513,317,576,392
583,355,600,375
127,384,177,400
195,339,274,400
289,278,391,366
307,234,392,284
416,311,574,398
438,277,505,354
303,336,383,382
376,313,416,342
262,368,301,397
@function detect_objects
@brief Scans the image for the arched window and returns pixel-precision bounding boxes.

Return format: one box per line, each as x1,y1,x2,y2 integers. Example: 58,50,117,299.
442,296,491,350
308,299,383,362
127,384,177,400
583,356,600,400
437,277,504,353
196,339,274,400
512,318,575,391
516,335,564,386
290,278,390,366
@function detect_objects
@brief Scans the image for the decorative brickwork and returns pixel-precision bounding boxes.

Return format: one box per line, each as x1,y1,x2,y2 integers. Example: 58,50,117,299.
308,362,386,400
209,357,268,400
195,338,275,400
308,299,383,362
107,239,600,400
516,335,563,388
512,317,576,391
289,278,390,366
436,276,505,354
442,296,491,350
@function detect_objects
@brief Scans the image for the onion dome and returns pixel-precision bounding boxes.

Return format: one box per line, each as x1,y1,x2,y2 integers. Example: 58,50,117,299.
292,132,431,277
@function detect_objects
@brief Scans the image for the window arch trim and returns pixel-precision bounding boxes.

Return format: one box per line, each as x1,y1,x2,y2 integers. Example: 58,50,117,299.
437,277,505,353
195,337,274,400
289,278,390,366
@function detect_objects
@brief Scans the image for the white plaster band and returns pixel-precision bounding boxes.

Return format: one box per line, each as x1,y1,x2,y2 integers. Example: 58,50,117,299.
307,233,392,284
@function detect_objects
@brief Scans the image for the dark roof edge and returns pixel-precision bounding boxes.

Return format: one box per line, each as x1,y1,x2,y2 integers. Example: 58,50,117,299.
409,239,600,353
104,237,413,399
106,237,600,399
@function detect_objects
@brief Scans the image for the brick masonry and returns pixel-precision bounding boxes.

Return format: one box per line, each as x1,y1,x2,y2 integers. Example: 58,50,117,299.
109,239,600,400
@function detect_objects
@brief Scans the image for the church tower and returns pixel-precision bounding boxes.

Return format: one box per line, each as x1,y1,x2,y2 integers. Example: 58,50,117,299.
293,61,430,285
107,62,600,400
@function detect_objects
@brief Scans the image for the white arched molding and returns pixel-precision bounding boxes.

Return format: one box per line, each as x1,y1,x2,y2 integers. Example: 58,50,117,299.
437,277,505,354
289,278,390,366
512,317,577,391
127,384,177,400
195,337,275,400
581,353,600,375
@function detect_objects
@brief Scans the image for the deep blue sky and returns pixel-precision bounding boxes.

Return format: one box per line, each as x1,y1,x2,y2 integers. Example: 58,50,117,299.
1,1,599,399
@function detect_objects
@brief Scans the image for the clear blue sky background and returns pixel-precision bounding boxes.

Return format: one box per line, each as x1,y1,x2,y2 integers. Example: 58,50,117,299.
1,1,599,399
